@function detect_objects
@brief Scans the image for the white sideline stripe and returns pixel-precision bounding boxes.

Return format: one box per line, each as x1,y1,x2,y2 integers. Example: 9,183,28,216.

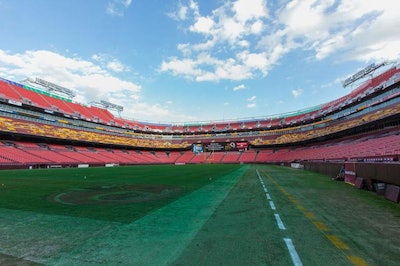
284,238,303,266
257,170,269,193
269,201,276,210
265,193,271,200
274,213,286,230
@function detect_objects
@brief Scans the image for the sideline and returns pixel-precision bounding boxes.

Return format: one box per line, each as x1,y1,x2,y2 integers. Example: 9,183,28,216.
259,169,369,266
257,169,302,266
50,166,249,265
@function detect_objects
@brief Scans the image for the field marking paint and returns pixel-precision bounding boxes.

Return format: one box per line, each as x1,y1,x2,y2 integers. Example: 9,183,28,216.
54,193,74,205
284,238,303,266
257,169,272,201
326,235,350,250
313,221,329,231
274,213,286,230
297,205,306,211
258,169,304,265
347,256,370,266
260,169,369,266
304,211,315,219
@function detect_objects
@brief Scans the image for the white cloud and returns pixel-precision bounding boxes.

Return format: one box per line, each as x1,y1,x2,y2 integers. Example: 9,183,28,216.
190,16,214,34
233,0,268,23
92,53,128,72
160,49,272,82
168,4,188,21
233,84,246,91
250,20,264,34
277,0,400,61
162,0,400,82
291,89,303,98
247,95,256,101
0,49,140,106
121,102,195,123
237,51,269,74
161,0,272,81
160,57,201,78
161,52,261,81
247,95,257,108
0,49,197,123
168,0,199,21
106,0,132,16
107,60,126,72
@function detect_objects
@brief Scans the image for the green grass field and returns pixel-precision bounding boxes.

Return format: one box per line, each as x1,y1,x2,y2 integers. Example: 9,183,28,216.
0,164,241,223
0,164,399,265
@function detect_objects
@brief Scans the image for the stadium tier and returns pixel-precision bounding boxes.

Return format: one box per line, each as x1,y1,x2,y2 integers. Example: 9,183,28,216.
0,64,400,175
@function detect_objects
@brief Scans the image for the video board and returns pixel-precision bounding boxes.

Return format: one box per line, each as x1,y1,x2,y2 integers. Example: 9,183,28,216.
192,141,248,153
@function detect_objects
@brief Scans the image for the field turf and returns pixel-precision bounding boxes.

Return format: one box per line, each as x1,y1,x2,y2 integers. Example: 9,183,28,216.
0,164,241,223
0,164,399,265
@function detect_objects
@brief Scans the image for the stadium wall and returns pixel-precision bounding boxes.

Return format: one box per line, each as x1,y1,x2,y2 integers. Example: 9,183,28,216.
303,162,400,201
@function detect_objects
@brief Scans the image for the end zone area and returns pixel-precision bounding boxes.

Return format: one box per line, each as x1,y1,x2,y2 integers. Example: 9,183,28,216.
0,164,399,265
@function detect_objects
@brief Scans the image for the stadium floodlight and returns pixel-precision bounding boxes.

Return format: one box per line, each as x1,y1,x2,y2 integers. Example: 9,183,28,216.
91,100,124,113
25,77,76,98
342,62,385,88
99,100,124,112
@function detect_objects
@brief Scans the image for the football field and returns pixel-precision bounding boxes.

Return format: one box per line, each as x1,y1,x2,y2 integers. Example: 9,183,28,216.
0,164,399,265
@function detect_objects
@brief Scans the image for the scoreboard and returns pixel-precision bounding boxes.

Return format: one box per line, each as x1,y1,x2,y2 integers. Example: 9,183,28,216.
192,141,248,153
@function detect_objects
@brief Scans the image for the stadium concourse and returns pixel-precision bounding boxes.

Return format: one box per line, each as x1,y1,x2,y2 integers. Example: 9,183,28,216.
1,62,400,203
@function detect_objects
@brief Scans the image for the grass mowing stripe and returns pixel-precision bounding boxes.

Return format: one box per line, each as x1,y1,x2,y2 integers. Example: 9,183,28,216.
0,164,241,223
261,169,369,266
48,166,248,265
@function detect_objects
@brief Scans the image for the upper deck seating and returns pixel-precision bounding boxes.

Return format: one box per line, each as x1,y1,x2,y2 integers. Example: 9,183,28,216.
88,106,114,123
12,86,52,109
64,102,95,120
0,80,21,101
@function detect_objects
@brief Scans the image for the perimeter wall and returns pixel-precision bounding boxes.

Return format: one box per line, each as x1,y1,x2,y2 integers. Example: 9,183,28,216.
302,162,400,187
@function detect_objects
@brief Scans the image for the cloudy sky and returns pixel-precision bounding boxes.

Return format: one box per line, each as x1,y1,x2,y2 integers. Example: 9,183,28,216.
0,0,399,123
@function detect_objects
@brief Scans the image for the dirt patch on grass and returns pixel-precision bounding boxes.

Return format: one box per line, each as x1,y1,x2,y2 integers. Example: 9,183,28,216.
48,184,181,206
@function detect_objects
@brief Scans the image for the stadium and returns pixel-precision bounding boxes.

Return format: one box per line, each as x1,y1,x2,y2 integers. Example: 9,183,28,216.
1,62,400,184
1,1,400,265
0,59,399,265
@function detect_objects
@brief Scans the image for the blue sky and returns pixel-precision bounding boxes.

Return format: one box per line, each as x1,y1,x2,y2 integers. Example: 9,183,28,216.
0,0,399,123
